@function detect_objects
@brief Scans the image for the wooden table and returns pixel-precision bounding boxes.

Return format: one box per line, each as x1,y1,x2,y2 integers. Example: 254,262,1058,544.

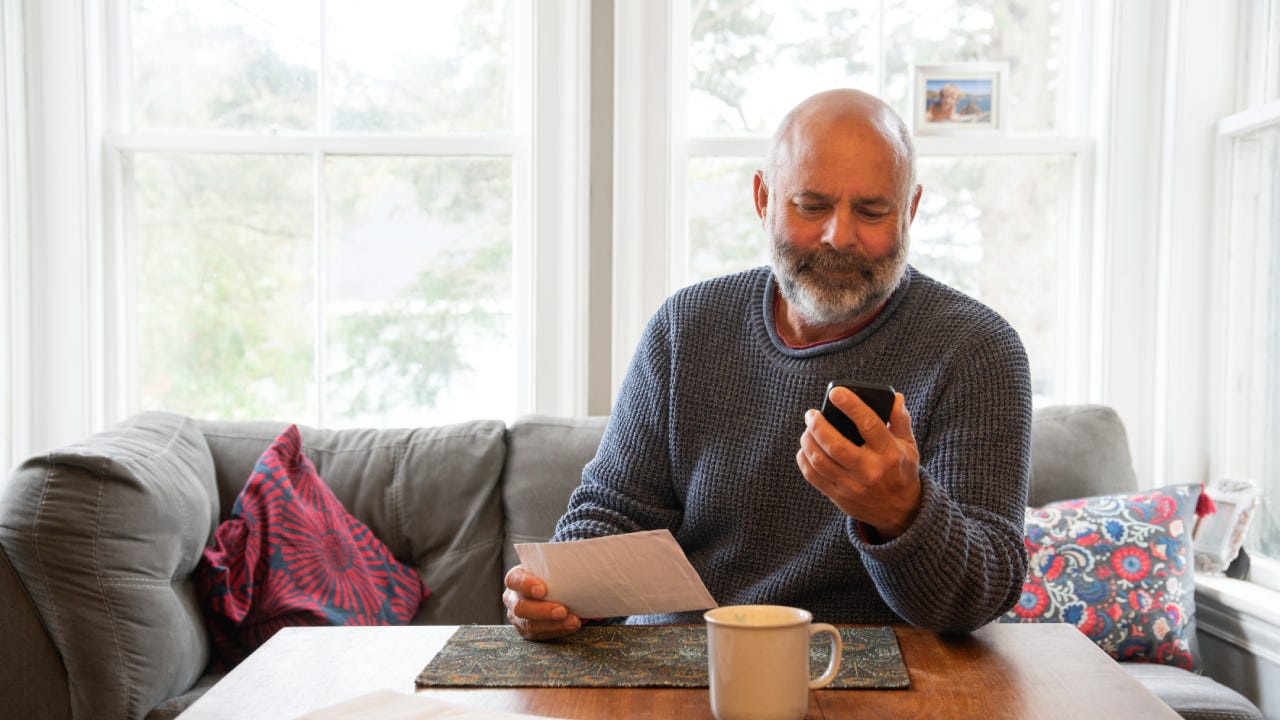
176,623,1180,719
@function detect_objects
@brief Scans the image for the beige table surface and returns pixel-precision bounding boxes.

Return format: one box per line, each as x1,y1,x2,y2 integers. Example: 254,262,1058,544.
175,623,1180,720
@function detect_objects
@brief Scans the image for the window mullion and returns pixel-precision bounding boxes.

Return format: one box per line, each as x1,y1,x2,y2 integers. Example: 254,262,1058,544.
611,0,674,396
110,132,519,156
313,151,327,426
315,2,327,424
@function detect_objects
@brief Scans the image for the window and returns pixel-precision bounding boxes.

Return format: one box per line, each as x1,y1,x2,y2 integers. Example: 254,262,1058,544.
618,0,1092,405
1213,107,1280,585
1209,0,1280,588
108,0,585,427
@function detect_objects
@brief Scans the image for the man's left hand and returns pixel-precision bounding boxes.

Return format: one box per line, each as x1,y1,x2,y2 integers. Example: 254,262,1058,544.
796,388,921,539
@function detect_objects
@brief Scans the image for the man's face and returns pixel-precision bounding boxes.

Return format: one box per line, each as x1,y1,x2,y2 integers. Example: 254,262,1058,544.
763,125,916,326
768,206,908,326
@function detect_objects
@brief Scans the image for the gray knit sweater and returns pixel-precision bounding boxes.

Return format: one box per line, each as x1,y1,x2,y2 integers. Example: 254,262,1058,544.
553,265,1032,632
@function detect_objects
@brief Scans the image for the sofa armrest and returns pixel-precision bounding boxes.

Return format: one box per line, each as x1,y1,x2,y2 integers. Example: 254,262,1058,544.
0,412,218,720
0,543,70,720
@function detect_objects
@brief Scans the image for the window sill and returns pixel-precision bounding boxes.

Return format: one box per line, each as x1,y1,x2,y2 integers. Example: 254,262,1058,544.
1195,574,1280,665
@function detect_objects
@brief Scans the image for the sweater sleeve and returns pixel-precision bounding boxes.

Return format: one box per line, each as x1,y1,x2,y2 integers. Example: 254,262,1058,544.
848,322,1033,633
552,306,683,542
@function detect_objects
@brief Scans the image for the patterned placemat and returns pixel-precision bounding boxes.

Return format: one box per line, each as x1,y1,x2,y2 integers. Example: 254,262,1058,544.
415,625,909,689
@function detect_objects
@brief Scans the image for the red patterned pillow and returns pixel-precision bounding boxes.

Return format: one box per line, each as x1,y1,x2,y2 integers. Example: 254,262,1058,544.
196,426,428,668
999,484,1201,669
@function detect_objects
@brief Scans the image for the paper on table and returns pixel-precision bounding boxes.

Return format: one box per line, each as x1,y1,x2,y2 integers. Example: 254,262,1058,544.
514,529,718,619
294,689,571,719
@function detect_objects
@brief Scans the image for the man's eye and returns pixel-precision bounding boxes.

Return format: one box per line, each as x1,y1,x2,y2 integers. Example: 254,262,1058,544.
798,204,825,215
860,210,888,220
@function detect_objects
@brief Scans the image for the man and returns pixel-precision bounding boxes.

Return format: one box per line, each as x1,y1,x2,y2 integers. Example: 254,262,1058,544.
504,88,1032,641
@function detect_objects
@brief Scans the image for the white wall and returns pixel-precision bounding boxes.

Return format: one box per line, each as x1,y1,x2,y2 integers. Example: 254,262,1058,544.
1199,578,1280,716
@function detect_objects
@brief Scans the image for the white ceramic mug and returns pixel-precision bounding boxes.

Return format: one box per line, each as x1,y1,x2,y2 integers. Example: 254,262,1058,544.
703,605,843,720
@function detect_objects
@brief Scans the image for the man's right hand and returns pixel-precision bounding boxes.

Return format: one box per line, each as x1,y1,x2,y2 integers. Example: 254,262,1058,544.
503,564,582,641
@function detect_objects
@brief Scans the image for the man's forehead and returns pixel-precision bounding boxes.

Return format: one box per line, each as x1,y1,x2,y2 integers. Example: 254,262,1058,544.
771,153,905,199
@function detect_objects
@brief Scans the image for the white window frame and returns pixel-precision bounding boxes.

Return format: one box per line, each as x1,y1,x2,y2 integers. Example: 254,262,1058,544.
20,0,107,455
610,0,675,392
612,0,1097,406
15,0,590,455
1210,100,1280,587
1,0,30,478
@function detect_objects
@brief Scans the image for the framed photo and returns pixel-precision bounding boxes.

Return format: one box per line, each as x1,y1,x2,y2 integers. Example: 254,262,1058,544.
1193,478,1259,575
911,63,1008,135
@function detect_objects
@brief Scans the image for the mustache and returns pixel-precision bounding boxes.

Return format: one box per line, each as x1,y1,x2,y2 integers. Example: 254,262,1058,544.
783,246,878,281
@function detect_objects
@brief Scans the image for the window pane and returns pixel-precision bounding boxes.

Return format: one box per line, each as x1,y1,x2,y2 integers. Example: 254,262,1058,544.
324,157,514,427
326,0,513,133
687,0,1067,136
129,1,319,131
687,0,879,135
1230,123,1280,560
131,153,315,420
885,0,1065,132
686,157,769,283
914,156,1071,403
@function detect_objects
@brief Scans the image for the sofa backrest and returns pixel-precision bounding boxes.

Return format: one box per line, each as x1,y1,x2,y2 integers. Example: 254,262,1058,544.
0,403,1152,720
499,406,1141,538
1028,404,1139,507
195,418,510,626
501,415,609,574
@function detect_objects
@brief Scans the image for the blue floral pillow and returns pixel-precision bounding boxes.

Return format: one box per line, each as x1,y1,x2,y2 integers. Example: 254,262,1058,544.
999,484,1201,669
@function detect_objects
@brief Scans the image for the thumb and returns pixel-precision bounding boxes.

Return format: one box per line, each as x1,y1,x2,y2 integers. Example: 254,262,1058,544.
888,393,914,442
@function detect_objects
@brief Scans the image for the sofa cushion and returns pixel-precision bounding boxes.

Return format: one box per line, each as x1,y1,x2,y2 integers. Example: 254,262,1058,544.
1000,484,1201,670
143,672,222,720
196,426,427,667
197,418,508,625
0,411,217,720
1120,663,1263,720
501,415,608,574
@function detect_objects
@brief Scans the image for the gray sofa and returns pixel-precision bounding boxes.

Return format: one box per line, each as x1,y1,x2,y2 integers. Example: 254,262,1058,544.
0,405,1262,720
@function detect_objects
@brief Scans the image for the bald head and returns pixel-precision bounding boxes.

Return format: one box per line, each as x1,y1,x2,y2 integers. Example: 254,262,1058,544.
763,89,916,203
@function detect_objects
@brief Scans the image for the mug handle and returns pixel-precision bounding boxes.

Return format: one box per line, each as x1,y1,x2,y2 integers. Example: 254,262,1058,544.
808,623,843,689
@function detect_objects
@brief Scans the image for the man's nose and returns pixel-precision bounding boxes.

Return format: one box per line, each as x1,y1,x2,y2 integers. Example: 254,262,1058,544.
822,210,858,252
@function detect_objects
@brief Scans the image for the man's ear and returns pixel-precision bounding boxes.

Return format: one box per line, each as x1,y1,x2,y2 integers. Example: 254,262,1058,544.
753,170,769,223
908,184,922,224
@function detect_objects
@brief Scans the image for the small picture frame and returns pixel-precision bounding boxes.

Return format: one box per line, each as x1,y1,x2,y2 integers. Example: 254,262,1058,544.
1193,478,1259,575
911,63,1008,135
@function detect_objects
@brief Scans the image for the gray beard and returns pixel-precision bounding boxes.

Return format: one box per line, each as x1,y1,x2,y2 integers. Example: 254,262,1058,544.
769,225,908,327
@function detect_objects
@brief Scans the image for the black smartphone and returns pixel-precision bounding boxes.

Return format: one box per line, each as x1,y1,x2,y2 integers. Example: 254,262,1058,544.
819,380,896,446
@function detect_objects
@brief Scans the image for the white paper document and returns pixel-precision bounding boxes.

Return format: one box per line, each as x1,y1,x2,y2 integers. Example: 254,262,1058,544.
295,690,570,719
514,529,718,619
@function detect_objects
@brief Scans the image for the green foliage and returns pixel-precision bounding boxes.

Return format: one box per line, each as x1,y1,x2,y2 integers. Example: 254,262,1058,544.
133,153,315,421
328,238,509,416
689,0,775,131
128,2,516,424
790,6,874,79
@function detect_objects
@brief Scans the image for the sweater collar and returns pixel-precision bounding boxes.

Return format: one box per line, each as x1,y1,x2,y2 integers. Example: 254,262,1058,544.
760,265,914,356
